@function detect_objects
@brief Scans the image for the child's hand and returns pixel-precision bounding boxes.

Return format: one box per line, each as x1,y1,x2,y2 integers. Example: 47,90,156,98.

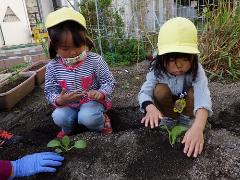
56,89,83,105
87,90,104,100
181,126,204,157
141,104,163,128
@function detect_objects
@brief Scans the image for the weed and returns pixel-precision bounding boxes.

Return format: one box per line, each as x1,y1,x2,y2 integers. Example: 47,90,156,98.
122,82,130,90
7,63,28,74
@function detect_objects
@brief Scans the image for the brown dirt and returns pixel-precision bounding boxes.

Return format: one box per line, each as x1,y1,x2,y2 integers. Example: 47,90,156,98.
28,63,46,71
0,76,28,93
0,60,239,180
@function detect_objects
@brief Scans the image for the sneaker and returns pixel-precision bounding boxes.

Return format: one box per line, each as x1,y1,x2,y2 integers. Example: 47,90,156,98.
101,113,113,135
0,129,22,148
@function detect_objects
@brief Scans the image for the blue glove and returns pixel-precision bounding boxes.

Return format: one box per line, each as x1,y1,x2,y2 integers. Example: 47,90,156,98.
11,152,64,177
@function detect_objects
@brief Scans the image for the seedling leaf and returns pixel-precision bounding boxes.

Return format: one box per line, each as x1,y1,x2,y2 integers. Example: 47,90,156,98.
47,140,61,148
62,136,70,148
47,136,86,153
170,125,188,145
74,140,87,149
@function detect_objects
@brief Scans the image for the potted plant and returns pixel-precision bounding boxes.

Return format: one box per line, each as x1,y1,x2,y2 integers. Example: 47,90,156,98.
0,63,29,84
22,60,49,86
0,71,36,111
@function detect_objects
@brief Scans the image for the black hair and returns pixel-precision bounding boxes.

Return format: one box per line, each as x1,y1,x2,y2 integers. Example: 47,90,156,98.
150,52,199,81
47,20,94,59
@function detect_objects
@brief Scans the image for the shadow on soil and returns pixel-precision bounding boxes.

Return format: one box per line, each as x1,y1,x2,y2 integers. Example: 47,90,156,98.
209,102,240,136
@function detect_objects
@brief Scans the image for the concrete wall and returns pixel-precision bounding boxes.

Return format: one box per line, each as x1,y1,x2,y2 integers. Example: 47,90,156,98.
25,0,54,27
112,0,162,34
0,0,53,47
39,0,54,22
0,0,32,46
112,0,198,34
25,0,40,28
113,0,133,36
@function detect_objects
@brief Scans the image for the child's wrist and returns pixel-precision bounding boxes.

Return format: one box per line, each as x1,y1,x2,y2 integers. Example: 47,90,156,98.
191,123,205,132
55,97,64,106
146,104,156,112
142,101,153,113
97,91,105,100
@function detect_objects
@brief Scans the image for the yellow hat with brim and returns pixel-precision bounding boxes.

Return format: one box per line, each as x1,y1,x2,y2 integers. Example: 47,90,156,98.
158,44,200,55
158,17,200,55
45,7,94,50
45,7,86,29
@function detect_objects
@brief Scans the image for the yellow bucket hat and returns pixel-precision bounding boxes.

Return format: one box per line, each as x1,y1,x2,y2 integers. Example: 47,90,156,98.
157,17,200,55
45,7,86,29
45,7,94,50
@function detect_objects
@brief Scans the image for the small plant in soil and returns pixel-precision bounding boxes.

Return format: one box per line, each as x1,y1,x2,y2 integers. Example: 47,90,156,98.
47,136,87,153
7,63,29,73
28,63,47,71
122,82,130,90
163,125,187,146
0,73,28,94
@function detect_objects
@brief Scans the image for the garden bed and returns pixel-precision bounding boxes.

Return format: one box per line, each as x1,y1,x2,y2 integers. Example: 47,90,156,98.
0,76,28,93
0,61,239,179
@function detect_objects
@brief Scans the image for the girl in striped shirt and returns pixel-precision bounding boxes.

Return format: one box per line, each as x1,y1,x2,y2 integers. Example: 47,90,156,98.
44,7,115,138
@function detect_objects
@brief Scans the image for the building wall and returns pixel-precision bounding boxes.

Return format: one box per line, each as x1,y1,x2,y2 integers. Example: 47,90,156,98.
112,0,176,34
25,0,40,28
0,0,53,46
24,0,53,28
39,0,54,22
112,0,133,36
112,0,198,34
0,0,32,46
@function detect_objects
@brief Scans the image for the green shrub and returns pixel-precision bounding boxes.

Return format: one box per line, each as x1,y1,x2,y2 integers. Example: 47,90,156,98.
104,38,146,66
80,0,147,66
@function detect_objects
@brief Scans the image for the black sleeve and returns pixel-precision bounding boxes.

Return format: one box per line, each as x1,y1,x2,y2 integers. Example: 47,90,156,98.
142,101,153,114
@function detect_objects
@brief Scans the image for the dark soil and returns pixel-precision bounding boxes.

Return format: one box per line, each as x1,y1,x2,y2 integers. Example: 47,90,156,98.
0,60,239,180
28,63,46,71
0,76,28,93
210,102,240,136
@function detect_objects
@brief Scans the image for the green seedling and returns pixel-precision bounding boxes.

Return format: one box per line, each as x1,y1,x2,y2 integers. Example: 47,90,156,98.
122,82,129,90
47,136,86,153
163,125,188,146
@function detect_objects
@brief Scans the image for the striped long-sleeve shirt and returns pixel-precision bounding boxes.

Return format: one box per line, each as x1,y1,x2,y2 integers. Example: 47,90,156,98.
44,52,116,109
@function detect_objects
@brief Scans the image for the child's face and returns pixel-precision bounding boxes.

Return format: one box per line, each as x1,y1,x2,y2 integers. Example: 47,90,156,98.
165,57,192,76
56,31,85,58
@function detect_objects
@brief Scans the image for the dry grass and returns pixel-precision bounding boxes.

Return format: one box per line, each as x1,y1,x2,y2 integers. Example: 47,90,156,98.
199,1,240,81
